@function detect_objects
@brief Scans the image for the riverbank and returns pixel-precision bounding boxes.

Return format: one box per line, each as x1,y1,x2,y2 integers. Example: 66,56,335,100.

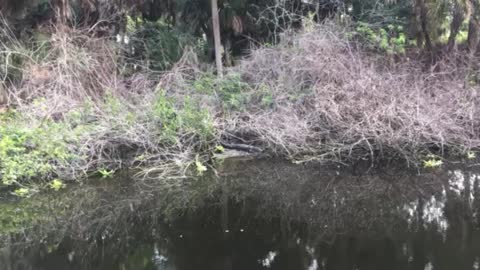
1,24,479,195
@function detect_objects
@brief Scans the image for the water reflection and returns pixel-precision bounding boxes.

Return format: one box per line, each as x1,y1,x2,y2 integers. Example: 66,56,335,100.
1,159,480,270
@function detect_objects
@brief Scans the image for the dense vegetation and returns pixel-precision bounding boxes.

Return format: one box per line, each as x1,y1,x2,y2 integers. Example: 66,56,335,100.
0,0,479,195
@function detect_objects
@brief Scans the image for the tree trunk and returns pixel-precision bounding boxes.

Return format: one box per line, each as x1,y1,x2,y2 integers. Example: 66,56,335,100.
418,0,433,52
468,0,480,53
224,38,233,67
413,0,432,52
53,0,69,24
465,0,480,87
448,1,466,51
0,82,7,108
211,0,223,77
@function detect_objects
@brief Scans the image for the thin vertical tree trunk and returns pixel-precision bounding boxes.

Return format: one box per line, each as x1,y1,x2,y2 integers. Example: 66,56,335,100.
465,0,480,87
0,82,7,108
211,0,223,77
224,38,233,67
468,0,480,53
418,0,433,52
413,0,432,52
53,0,69,24
448,1,466,51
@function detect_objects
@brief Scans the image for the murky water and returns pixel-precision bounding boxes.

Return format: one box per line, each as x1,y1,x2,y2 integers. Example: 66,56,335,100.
1,159,480,270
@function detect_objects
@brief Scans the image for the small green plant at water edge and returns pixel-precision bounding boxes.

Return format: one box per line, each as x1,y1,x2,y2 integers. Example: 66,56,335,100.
423,155,443,168
49,179,66,191
215,145,225,153
98,168,115,179
195,155,207,176
467,151,477,160
13,188,31,197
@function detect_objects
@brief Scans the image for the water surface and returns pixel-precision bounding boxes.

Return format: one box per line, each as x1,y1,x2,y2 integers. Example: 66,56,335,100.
1,159,480,270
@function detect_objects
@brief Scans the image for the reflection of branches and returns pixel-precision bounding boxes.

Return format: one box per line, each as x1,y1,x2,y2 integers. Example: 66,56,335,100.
2,158,480,269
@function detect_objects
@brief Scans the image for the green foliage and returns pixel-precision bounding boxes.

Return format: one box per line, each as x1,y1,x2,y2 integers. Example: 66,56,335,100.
49,179,66,191
354,22,407,54
14,188,31,197
215,145,225,153
217,74,248,106
127,20,198,71
150,91,215,144
0,117,74,187
192,74,278,112
151,91,180,142
0,91,216,196
255,83,275,109
98,168,115,179
456,29,469,44
192,74,217,94
423,155,443,168
193,73,250,111
103,91,123,114
195,155,207,176
260,93,274,108
345,0,477,50
180,98,215,141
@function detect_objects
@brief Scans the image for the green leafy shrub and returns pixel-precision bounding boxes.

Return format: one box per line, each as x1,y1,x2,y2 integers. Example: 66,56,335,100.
150,91,180,143
192,74,217,95
150,91,215,144
49,179,66,191
193,73,250,111
217,74,249,110
353,22,407,54
97,168,115,179
180,97,215,141
0,116,75,187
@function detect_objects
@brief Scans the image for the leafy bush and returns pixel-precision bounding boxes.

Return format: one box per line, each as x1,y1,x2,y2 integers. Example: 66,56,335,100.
150,91,214,144
0,115,75,187
150,92,180,142
353,22,407,54
180,97,215,141
193,73,251,111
